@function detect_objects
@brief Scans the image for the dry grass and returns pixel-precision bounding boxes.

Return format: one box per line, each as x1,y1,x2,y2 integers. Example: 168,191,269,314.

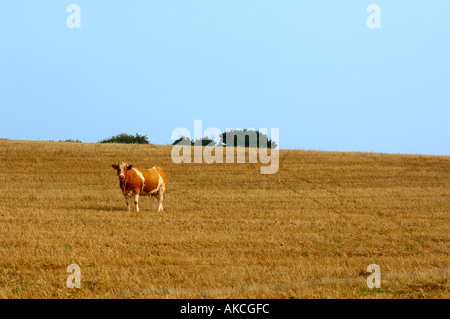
0,139,448,299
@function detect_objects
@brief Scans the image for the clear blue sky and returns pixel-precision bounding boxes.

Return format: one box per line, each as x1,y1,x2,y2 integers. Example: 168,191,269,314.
1,1,449,155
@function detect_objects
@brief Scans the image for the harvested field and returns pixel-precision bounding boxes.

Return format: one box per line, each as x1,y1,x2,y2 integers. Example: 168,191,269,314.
0,139,448,298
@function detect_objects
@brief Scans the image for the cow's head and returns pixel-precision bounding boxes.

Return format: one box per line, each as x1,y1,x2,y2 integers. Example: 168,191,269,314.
111,162,133,180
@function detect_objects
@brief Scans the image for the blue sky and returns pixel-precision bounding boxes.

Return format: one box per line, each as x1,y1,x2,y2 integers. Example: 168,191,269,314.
1,1,449,155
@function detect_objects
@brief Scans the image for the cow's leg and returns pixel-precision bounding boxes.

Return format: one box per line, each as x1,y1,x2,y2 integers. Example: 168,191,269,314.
134,194,140,212
123,194,130,212
157,183,165,212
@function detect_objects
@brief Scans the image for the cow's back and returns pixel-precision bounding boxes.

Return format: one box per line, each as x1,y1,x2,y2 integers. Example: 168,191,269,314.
153,165,167,184
134,166,166,195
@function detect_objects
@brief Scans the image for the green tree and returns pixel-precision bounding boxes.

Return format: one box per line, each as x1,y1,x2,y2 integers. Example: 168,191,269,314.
172,136,216,146
220,129,277,149
192,136,216,146
98,133,150,144
172,136,192,145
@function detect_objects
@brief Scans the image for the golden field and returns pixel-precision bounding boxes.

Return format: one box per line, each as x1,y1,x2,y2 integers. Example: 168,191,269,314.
0,139,448,298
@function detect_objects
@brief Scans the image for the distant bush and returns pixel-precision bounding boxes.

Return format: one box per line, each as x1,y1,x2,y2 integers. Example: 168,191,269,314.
59,139,82,143
192,137,216,146
172,136,216,146
172,136,192,145
99,133,150,144
220,129,277,149
173,130,277,148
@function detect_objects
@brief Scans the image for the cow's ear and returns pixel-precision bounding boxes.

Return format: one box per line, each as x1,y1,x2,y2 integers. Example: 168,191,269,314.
112,164,117,169
127,165,133,170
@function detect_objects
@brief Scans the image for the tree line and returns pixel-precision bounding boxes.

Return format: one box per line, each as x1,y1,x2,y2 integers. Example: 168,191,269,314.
98,133,150,144
96,129,277,148
172,129,277,149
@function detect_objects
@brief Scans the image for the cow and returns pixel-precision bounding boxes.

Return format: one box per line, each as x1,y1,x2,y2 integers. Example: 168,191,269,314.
111,162,167,212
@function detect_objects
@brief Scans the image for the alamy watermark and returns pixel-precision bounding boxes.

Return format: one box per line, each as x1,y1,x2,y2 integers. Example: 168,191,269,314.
66,4,81,29
366,264,381,289
65,4,380,29
65,263,450,296
170,120,280,175
66,264,81,288
367,4,381,29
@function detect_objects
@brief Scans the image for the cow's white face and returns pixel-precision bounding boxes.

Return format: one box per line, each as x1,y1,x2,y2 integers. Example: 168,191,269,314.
112,162,133,180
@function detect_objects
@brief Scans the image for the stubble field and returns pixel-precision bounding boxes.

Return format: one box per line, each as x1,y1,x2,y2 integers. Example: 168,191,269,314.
0,139,448,298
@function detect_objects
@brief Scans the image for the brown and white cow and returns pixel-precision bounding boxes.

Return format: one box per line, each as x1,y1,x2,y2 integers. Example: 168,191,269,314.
111,162,167,212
